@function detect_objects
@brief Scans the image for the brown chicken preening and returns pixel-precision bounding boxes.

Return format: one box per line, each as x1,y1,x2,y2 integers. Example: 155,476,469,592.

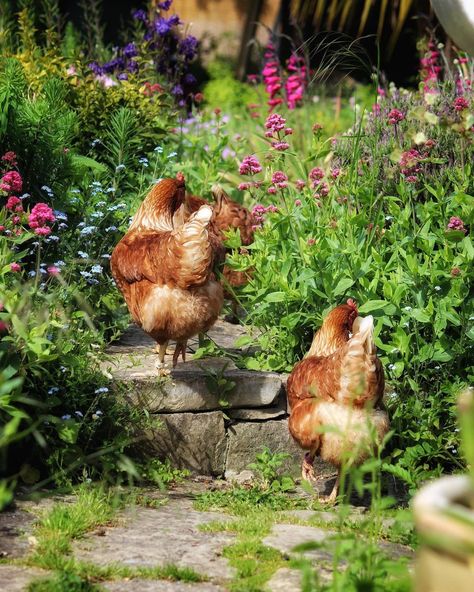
179,186,255,318
111,173,224,368
286,299,389,503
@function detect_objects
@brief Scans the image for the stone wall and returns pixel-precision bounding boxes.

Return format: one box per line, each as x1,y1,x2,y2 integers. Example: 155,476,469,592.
105,323,330,480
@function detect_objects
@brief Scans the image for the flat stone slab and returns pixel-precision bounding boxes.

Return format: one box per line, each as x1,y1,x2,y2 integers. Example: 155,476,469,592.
107,320,248,356
104,581,225,592
144,411,227,475
263,523,335,559
110,363,284,414
266,567,302,592
74,496,235,581
0,565,47,592
0,506,36,559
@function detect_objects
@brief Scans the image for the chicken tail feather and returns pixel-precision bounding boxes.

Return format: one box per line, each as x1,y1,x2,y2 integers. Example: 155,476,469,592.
336,315,379,405
173,204,213,287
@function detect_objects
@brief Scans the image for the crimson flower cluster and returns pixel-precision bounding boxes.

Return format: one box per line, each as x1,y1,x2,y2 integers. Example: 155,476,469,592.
420,40,441,94
447,216,466,233
251,203,278,230
387,109,405,125
264,113,292,151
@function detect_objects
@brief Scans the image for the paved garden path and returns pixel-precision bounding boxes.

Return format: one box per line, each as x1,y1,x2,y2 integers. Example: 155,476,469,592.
0,478,413,592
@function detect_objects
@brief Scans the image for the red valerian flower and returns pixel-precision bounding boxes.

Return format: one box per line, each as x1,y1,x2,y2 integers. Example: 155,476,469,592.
1,171,22,193
387,109,405,125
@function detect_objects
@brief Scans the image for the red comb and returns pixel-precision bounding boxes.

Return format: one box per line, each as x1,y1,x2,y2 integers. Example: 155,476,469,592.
175,171,185,187
347,298,358,313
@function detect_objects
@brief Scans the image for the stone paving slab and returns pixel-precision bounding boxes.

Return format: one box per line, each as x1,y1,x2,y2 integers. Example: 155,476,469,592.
74,496,235,581
104,580,225,592
0,565,47,592
266,567,302,592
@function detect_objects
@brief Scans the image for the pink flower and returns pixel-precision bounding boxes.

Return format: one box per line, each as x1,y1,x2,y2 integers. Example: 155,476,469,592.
34,226,51,236
267,186,277,194
294,199,302,206
271,141,289,151
1,171,22,193
47,265,60,275
1,151,17,167
239,155,262,176
28,203,56,230
330,168,340,179
238,182,250,191
387,109,405,125
307,238,316,246
265,113,286,133
405,175,418,183
0,321,8,332
309,167,324,186
284,128,293,135
10,262,21,272
0,225,5,232
271,171,288,184
453,97,469,111
6,196,21,210
12,215,21,224
447,216,466,232
295,179,306,191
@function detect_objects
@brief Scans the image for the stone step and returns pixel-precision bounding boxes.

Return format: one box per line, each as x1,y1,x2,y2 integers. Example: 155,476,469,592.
104,321,331,479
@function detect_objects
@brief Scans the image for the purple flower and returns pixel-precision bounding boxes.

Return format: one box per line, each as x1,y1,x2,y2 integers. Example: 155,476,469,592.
183,73,197,85
127,60,139,73
179,36,199,60
158,0,173,10
118,73,128,81
171,84,184,96
133,9,147,22
123,42,138,58
88,61,104,75
155,17,172,35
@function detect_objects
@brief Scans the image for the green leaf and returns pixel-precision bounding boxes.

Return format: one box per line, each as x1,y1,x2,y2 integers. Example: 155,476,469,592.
332,277,354,296
410,309,430,323
358,300,388,313
57,420,80,444
265,291,287,303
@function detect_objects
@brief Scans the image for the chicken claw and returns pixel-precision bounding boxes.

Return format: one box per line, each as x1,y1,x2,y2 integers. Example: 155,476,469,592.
301,452,317,483
172,341,187,367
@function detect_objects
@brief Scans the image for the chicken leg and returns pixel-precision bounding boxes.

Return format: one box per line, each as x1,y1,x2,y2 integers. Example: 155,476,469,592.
301,450,318,483
172,340,187,367
155,342,169,369
319,469,341,505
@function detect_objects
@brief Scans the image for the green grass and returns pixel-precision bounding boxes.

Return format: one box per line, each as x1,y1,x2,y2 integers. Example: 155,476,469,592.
19,484,204,588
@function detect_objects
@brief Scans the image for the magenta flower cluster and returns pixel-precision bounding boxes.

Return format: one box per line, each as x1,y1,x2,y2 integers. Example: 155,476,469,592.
399,149,423,183
1,171,22,194
251,203,278,230
387,109,405,125
261,43,307,111
453,97,469,112
285,53,307,110
262,43,283,111
239,155,262,176
420,41,441,94
264,113,292,151
28,203,56,236
447,216,466,232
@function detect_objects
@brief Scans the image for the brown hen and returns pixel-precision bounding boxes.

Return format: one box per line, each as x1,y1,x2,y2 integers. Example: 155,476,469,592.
111,174,224,368
286,299,389,503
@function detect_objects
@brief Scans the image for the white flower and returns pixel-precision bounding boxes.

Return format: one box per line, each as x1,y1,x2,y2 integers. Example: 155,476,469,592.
404,306,412,311
48,387,60,395
78,251,89,258
91,265,103,274
434,286,441,291
94,387,109,394
115,164,126,172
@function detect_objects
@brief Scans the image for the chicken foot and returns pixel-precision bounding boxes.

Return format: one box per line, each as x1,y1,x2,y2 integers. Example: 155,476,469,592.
155,342,169,369
301,451,318,483
172,340,187,367
319,470,341,505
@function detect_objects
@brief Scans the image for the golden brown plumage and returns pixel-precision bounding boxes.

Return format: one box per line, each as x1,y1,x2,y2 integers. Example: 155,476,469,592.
287,299,389,502
180,186,255,319
111,174,224,368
